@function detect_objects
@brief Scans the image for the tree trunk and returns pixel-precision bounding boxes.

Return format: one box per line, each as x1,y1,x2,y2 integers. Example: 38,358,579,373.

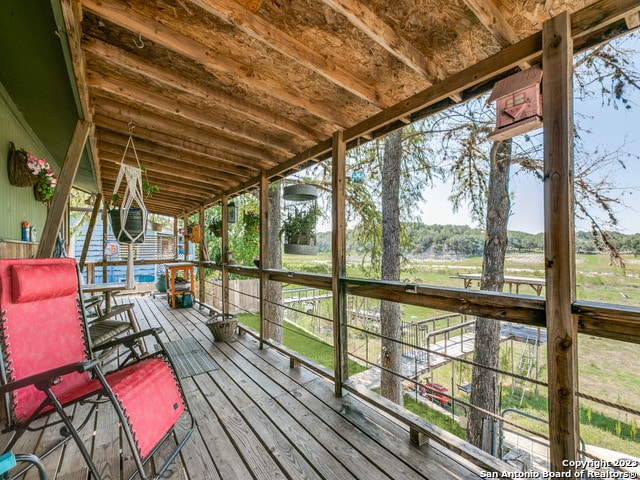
264,184,284,342
467,140,511,452
380,129,403,405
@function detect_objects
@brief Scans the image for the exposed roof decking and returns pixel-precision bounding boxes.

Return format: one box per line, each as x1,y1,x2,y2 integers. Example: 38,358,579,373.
57,0,637,216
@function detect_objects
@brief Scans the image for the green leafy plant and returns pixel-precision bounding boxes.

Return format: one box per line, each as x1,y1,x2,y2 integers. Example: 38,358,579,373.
280,205,320,244
208,218,223,236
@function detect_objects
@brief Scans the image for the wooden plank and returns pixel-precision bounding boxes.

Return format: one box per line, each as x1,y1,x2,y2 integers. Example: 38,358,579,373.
223,331,481,479
217,336,410,479
54,402,95,480
332,130,348,393
92,401,122,479
574,300,640,344
37,120,91,258
79,192,101,271
542,10,579,474
176,379,222,479
259,171,269,348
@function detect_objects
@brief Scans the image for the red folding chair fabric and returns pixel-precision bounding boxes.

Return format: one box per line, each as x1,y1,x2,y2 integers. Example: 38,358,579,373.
0,258,193,479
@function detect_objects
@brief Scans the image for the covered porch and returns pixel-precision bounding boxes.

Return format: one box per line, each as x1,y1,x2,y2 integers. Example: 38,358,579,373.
2,0,640,478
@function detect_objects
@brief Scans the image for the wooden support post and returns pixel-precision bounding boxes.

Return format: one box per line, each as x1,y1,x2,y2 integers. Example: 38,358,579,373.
79,193,102,272
222,195,230,316
102,205,108,282
331,130,347,396
182,213,190,260
173,216,179,258
543,11,579,473
259,171,269,349
37,120,91,258
199,205,206,304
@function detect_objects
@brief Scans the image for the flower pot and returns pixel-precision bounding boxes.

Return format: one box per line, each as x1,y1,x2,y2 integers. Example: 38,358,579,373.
7,142,38,187
155,274,167,293
109,209,146,244
284,234,317,255
150,221,163,232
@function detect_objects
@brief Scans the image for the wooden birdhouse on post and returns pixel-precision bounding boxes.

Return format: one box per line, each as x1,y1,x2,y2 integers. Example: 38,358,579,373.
488,66,543,141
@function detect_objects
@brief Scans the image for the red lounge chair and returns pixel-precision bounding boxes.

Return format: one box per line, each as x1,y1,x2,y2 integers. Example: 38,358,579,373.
0,258,194,479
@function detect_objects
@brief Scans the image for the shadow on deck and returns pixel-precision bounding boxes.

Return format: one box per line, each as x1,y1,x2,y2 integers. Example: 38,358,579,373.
3,294,496,479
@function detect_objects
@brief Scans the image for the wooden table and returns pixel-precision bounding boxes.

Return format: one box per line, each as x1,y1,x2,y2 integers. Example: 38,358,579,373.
82,282,129,312
164,263,195,309
454,273,545,295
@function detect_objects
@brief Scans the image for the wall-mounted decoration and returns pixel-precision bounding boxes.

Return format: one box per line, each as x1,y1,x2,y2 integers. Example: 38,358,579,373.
488,66,543,141
7,142,38,187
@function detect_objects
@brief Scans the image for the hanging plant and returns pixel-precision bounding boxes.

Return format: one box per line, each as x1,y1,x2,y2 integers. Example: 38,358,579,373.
243,210,259,232
208,218,223,237
32,163,58,202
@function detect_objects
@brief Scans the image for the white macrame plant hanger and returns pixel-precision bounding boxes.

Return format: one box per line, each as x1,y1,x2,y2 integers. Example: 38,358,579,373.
111,127,148,289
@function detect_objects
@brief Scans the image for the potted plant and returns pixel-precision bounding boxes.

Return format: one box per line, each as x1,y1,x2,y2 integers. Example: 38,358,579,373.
108,165,158,244
280,204,319,255
33,165,58,203
208,218,223,238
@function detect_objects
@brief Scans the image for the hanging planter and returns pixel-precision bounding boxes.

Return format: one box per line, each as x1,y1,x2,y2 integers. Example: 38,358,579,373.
7,142,38,187
109,208,146,244
280,204,319,256
282,184,317,201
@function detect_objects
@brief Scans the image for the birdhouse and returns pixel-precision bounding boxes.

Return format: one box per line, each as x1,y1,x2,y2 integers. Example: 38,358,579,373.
488,66,543,141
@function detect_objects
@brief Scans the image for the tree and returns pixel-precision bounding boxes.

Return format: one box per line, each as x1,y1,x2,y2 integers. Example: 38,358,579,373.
379,129,403,404
467,140,511,451
264,184,284,342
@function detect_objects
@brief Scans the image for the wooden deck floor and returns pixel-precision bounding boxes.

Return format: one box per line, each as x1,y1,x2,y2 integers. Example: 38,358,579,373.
3,294,488,479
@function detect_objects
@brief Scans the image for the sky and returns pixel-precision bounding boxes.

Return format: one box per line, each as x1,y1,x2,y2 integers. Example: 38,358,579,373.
419,44,640,235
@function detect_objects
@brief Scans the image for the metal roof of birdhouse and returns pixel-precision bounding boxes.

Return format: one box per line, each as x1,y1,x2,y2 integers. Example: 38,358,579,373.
487,66,544,103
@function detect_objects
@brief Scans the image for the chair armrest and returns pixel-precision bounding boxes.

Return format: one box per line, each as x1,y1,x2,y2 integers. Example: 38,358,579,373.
0,360,98,394
89,303,134,323
92,327,164,353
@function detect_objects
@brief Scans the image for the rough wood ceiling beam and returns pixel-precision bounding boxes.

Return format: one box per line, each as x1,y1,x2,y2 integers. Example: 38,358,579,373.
319,0,462,102
60,0,102,189
97,147,243,189
86,71,296,156
92,114,265,175
192,0,394,108
626,12,640,28
96,131,255,180
96,135,250,183
83,38,326,142
80,0,352,127
102,175,210,201
92,95,278,169
463,0,530,69
99,156,231,192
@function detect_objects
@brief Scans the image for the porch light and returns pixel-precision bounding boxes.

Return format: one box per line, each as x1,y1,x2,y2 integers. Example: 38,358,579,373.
228,201,237,224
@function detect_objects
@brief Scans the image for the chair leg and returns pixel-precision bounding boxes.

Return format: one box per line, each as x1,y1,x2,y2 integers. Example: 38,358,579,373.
45,390,103,480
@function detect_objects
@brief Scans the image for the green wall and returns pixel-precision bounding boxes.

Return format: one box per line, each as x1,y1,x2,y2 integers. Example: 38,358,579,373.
0,81,61,242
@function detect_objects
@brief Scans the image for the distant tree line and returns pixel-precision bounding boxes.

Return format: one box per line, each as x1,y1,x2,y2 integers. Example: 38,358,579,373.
317,224,640,258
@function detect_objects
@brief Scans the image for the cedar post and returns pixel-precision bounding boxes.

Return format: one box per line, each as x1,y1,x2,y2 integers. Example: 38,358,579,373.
37,120,91,258
221,195,230,315
79,192,102,272
259,171,269,349
199,205,206,304
543,11,579,473
331,130,347,395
